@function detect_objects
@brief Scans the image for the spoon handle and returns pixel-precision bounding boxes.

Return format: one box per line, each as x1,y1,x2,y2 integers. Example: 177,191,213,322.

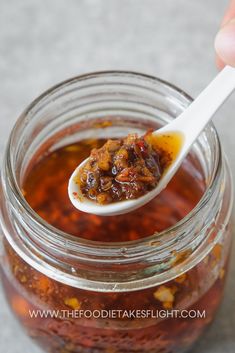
161,66,235,148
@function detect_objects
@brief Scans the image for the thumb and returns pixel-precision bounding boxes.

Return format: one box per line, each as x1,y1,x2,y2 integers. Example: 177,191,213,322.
215,19,235,67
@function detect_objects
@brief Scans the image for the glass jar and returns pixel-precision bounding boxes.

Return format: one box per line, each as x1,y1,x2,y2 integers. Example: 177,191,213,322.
0,71,233,353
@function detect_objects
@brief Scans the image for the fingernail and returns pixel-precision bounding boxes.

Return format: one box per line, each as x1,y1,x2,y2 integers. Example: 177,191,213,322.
215,19,235,66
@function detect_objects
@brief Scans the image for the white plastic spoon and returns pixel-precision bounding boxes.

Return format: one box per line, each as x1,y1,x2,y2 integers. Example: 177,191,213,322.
68,66,235,216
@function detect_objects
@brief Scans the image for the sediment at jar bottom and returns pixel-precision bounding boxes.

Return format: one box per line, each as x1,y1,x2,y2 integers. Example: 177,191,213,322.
1,229,231,353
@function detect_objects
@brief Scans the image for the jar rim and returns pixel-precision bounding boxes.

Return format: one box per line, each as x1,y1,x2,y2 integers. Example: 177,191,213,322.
4,70,222,250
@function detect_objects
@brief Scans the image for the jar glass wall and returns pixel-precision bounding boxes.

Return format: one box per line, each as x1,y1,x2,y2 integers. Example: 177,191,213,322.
0,72,233,353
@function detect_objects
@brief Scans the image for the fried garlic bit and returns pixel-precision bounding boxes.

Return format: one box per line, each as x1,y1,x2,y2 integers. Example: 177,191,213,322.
153,285,177,309
64,297,81,310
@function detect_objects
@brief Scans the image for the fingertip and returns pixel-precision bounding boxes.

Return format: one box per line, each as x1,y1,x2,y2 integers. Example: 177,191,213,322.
215,20,235,67
215,55,225,70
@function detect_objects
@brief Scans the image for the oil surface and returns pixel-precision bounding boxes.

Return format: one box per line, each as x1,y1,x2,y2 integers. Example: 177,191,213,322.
23,137,205,242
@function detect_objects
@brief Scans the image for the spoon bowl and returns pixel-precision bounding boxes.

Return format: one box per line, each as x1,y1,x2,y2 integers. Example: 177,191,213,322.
68,130,184,216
